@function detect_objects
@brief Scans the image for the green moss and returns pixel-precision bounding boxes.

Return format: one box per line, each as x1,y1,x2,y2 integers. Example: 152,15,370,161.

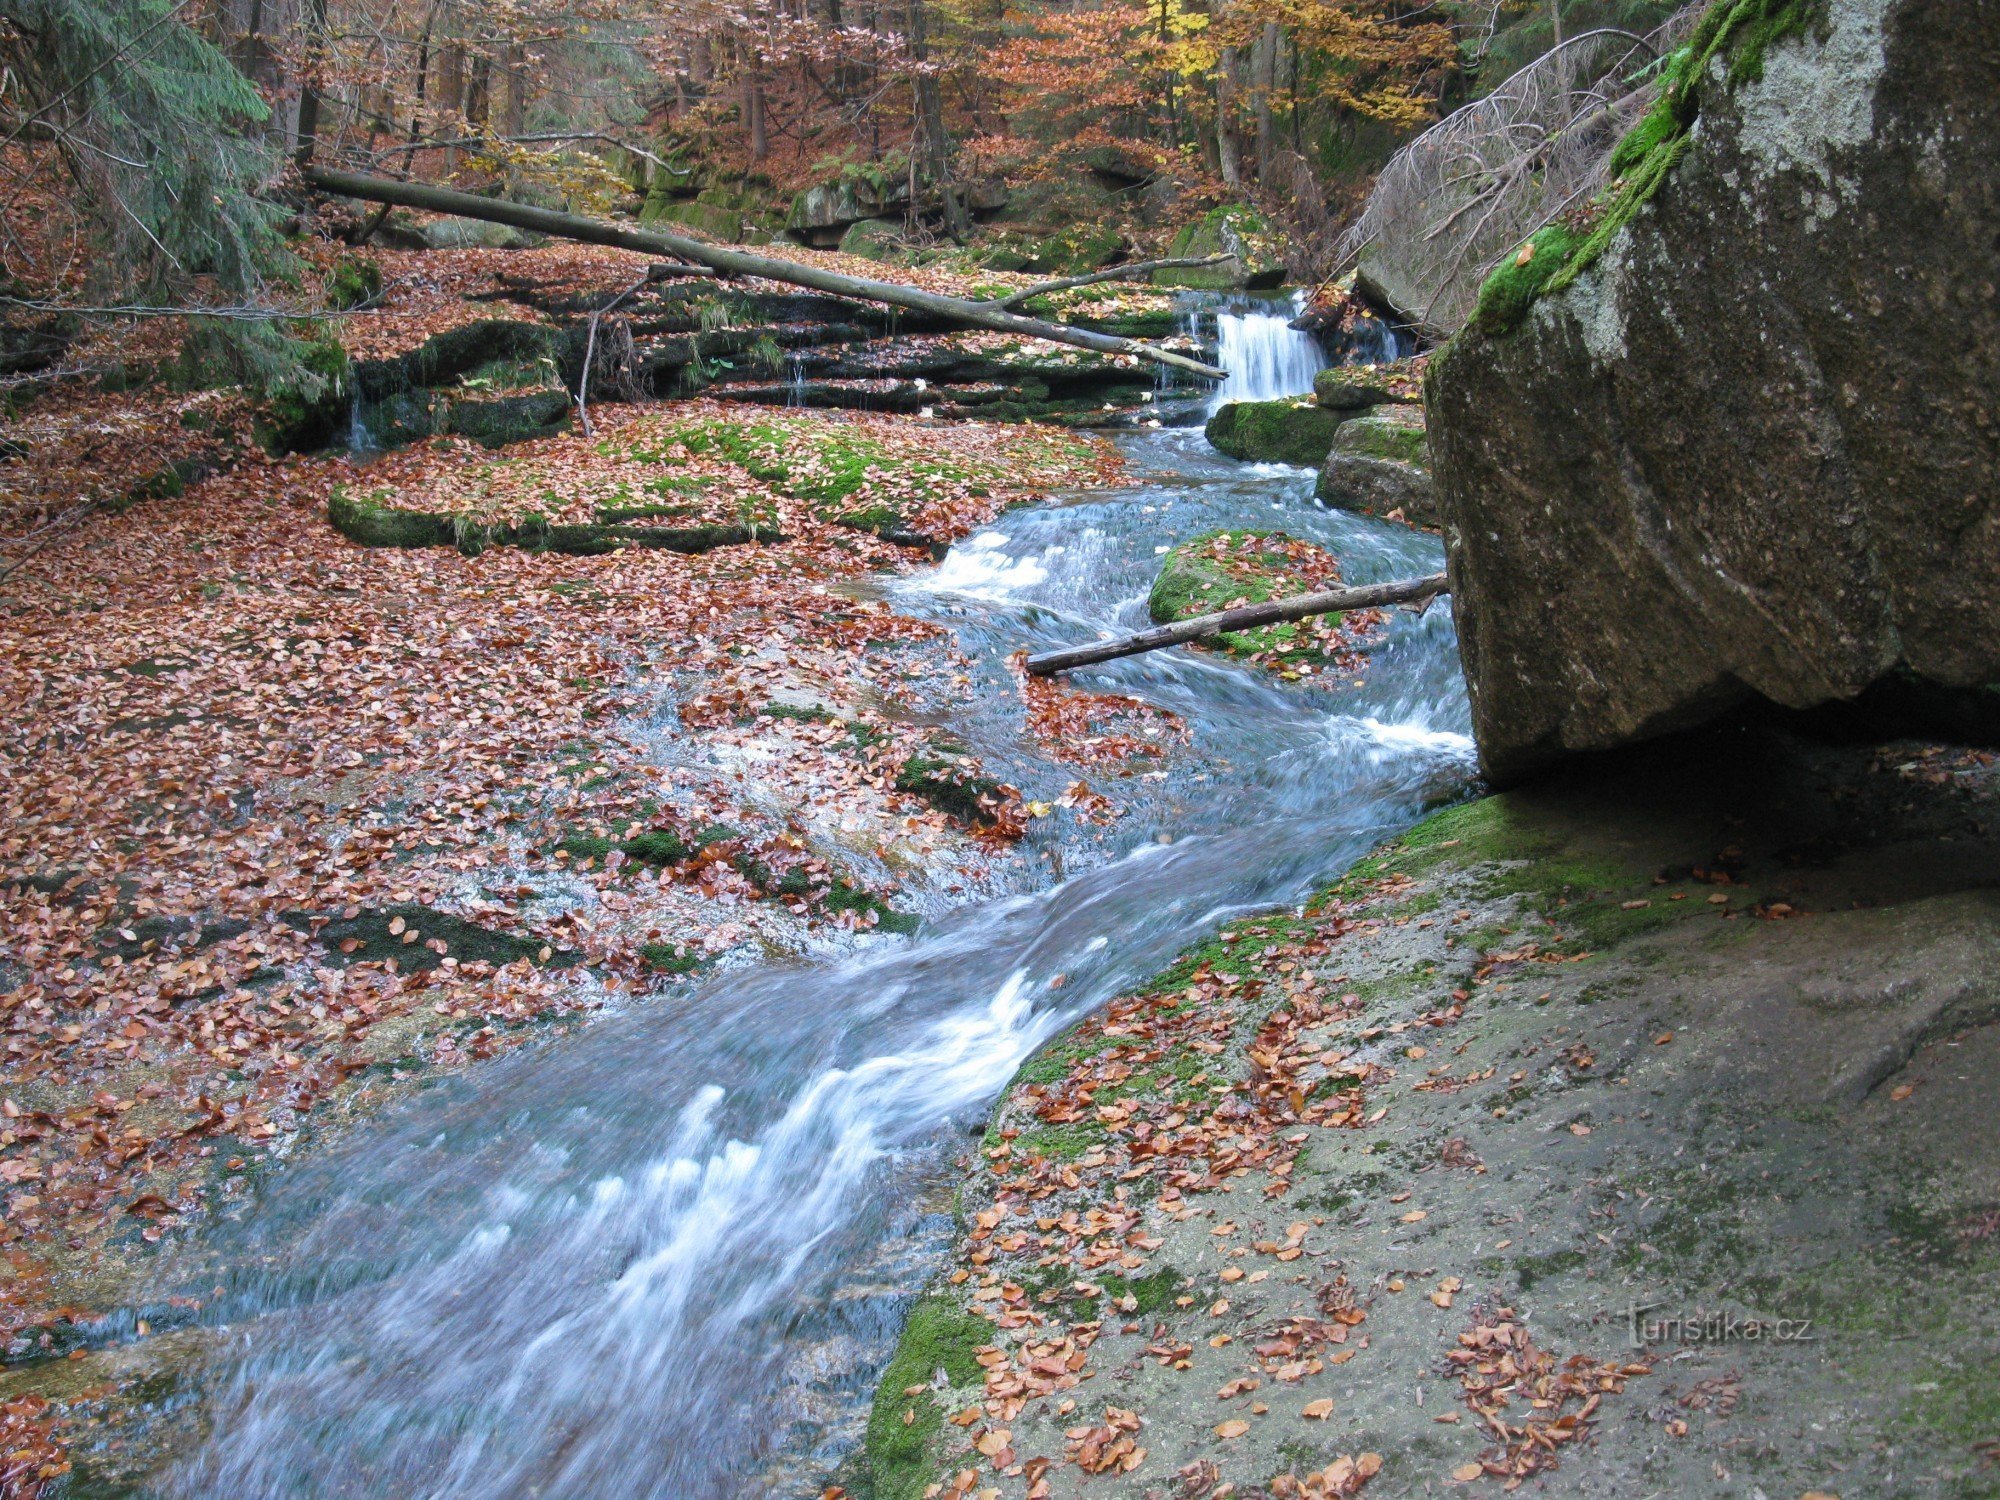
326,255,382,312
254,333,351,454
1099,1266,1188,1315
863,1295,990,1500
1204,399,1342,466
327,486,776,557
1472,0,1819,337
327,489,448,547
1512,1247,1588,1290
281,904,574,972
819,878,922,934
894,749,1003,827
1331,413,1428,467
1469,223,1585,338
1147,530,1344,663
640,942,711,976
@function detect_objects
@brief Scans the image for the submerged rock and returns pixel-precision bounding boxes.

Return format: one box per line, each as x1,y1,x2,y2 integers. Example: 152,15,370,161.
1204,398,1341,466
1427,0,2000,781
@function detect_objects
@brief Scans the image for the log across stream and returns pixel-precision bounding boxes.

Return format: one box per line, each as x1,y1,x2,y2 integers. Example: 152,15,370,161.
146,423,1473,1496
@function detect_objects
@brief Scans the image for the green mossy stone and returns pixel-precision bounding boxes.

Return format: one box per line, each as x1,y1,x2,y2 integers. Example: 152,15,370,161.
837,217,909,261
639,198,744,242
1204,399,1342,466
1156,205,1284,289
861,1295,990,1500
1312,358,1424,411
1148,529,1344,660
1331,409,1428,468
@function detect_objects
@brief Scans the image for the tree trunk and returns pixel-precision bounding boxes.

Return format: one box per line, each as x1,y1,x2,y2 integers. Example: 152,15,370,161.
302,167,1230,381
1216,46,1243,188
746,64,768,161
293,0,328,167
498,42,526,139
1024,573,1450,676
906,0,965,237
1252,23,1277,185
436,31,464,171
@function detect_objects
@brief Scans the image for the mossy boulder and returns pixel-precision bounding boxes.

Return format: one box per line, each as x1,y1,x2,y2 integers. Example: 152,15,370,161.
446,389,572,447
837,217,909,261
253,334,351,455
1428,0,2000,780
641,198,744,242
1315,451,1438,527
1204,398,1342,466
356,319,564,402
1147,529,1361,669
1317,406,1437,521
1312,357,1424,411
1331,406,1427,467
327,487,779,557
785,176,910,247
1155,205,1284,289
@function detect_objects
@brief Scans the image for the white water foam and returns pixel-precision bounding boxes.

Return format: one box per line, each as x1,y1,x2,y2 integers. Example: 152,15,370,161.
1325,713,1477,766
1208,292,1326,412
920,529,1051,601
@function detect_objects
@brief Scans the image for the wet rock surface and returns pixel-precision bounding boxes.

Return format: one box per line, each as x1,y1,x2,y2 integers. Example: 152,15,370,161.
1427,0,2000,782
859,724,2000,1498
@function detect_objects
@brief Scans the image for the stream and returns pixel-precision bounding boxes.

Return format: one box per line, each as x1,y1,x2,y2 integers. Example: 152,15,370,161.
147,306,1472,1497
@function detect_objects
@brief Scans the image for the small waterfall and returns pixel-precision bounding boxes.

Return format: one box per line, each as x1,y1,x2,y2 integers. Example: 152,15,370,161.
1207,292,1326,411
345,392,376,456
784,352,807,409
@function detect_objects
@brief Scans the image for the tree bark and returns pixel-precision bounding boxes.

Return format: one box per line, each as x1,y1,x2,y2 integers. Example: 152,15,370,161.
1023,573,1449,676
1252,23,1277,184
1216,46,1244,188
497,42,526,139
301,167,1230,381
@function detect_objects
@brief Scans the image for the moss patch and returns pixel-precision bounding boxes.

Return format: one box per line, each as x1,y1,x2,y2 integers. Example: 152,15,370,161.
1204,399,1343,467
1471,0,1820,337
863,1295,991,1500
894,746,1005,827
1147,529,1359,669
327,486,779,557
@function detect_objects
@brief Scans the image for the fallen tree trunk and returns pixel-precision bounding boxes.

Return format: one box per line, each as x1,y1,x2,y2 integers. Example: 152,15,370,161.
301,167,1228,382
1024,571,1449,676
990,256,1228,308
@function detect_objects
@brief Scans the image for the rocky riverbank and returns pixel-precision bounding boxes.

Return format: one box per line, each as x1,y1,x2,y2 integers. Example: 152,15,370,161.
855,722,2000,1499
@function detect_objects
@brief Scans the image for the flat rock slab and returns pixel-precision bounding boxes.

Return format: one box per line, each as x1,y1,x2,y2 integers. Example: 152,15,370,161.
860,726,2000,1498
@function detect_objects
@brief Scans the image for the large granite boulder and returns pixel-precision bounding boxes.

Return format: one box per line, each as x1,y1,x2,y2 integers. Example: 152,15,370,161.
1427,0,2000,782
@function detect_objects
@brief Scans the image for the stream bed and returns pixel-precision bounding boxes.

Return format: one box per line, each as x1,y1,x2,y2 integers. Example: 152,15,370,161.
139,336,1472,1498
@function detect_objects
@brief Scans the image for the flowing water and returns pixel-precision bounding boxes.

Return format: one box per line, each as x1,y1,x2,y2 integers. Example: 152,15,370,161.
1201,292,1327,409
145,327,1473,1498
